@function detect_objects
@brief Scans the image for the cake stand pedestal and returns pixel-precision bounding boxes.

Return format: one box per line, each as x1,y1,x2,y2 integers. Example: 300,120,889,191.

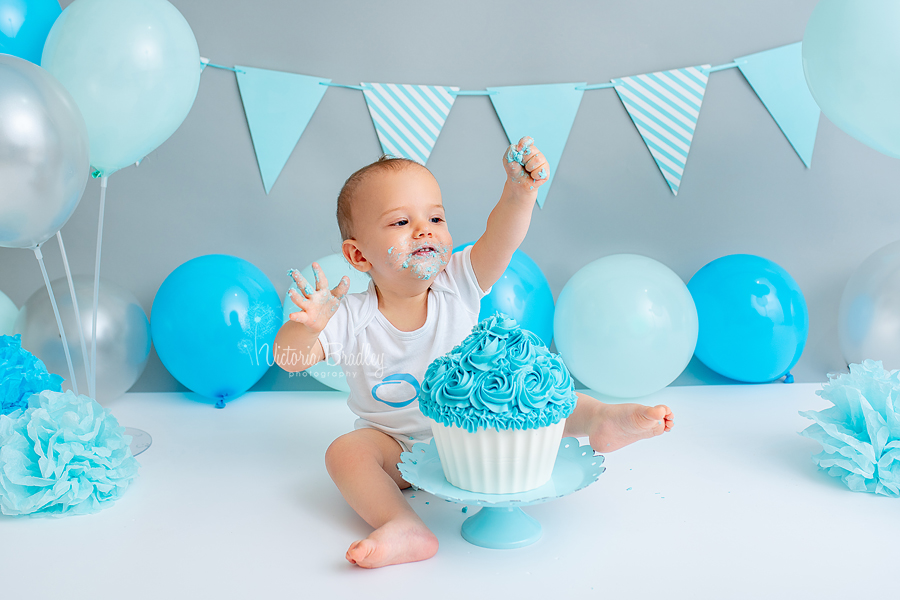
398,437,605,549
125,427,152,456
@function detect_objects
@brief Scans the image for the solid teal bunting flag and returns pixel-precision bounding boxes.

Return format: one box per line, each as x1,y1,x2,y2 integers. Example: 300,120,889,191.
487,83,586,209
614,65,711,196
235,66,330,194
735,42,820,168
362,83,460,164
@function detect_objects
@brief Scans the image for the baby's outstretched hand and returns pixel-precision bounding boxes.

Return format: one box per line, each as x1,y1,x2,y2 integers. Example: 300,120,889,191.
286,262,349,333
502,136,550,194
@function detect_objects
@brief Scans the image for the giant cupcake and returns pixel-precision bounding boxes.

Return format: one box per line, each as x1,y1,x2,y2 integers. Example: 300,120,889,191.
418,313,577,493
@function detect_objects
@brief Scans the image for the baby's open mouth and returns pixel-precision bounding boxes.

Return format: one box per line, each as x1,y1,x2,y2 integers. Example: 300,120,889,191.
412,245,437,257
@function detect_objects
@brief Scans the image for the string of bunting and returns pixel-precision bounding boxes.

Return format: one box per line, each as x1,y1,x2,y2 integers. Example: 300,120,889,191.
200,41,820,204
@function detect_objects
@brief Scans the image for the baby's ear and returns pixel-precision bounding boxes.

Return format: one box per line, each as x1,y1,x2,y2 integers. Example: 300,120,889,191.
342,239,371,273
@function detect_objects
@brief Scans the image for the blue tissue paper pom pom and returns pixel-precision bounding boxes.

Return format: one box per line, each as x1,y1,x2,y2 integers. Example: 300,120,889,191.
0,390,140,517
800,360,900,497
0,334,64,416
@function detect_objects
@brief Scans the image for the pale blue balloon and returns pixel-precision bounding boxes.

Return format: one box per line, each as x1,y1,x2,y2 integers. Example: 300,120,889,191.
282,253,371,393
41,0,201,176
553,255,698,399
802,0,900,158
0,289,17,336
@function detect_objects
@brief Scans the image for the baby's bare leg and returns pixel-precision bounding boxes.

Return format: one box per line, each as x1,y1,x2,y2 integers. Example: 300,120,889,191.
564,392,674,453
325,428,438,568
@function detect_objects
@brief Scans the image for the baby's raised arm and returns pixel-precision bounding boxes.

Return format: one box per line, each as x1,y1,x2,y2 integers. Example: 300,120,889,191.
470,136,550,292
274,262,349,373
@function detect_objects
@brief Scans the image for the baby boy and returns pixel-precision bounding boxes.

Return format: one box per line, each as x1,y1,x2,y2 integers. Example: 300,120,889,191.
274,137,674,568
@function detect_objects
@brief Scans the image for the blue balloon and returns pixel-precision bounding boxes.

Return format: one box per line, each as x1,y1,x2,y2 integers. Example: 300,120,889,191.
688,254,808,383
802,0,900,158
151,255,282,407
454,243,554,347
0,0,61,64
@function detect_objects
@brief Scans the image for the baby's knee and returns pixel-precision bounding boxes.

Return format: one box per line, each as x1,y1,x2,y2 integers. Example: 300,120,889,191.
325,431,381,477
325,433,355,473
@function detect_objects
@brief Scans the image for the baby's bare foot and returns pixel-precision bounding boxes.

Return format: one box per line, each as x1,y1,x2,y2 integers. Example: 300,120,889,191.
345,517,438,568
589,403,673,453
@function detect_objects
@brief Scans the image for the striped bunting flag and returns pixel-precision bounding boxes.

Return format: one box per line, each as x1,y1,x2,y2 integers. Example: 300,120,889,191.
613,65,711,196
361,83,460,164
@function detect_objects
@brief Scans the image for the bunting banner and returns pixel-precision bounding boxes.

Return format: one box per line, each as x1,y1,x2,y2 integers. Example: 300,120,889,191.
361,83,460,164
235,66,330,194
736,42,820,168
203,41,823,200
487,83,586,209
614,66,711,196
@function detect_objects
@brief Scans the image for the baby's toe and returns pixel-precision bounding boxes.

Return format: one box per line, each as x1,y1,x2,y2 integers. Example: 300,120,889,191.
346,540,374,565
642,404,668,423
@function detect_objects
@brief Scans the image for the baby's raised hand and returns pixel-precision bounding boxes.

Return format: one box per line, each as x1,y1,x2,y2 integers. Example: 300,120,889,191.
502,136,550,194
286,262,350,333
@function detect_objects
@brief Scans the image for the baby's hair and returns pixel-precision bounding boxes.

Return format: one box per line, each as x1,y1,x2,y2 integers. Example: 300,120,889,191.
337,155,427,241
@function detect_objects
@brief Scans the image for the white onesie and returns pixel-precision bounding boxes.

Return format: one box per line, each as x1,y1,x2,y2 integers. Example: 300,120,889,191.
318,245,491,451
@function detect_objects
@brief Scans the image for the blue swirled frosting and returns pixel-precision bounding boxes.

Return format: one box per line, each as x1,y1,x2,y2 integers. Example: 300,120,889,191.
419,313,576,432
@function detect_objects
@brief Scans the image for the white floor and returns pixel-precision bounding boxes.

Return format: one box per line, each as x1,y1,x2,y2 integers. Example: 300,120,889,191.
2,384,897,600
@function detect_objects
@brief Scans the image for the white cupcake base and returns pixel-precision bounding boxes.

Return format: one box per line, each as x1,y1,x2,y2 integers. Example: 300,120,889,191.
429,419,567,494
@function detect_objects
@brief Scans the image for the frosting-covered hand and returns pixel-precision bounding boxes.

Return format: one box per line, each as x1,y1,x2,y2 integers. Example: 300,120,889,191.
286,262,350,333
503,136,550,194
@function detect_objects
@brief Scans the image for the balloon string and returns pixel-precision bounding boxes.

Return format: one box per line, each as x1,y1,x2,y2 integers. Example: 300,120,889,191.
33,245,78,395
91,176,108,400
57,231,93,396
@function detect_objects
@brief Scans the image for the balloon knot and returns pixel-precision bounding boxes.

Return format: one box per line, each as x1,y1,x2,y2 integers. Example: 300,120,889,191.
215,398,226,409
784,373,794,384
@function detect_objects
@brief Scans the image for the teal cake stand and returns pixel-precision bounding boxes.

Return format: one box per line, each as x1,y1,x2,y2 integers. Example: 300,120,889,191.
398,438,605,550
125,428,152,456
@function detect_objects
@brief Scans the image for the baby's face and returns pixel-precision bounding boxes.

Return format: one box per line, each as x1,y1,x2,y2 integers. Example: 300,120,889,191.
347,165,453,287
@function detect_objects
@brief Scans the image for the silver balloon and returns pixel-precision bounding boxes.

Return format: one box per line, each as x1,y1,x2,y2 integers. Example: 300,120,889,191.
0,54,90,249
839,240,900,369
14,276,151,403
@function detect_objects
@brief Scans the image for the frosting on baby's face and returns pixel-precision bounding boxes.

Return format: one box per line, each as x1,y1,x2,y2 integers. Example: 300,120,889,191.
342,165,453,294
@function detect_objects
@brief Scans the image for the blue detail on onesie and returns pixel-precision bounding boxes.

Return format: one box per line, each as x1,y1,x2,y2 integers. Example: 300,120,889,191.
371,373,421,408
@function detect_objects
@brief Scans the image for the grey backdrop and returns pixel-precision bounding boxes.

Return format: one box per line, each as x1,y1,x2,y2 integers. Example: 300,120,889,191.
2,0,897,396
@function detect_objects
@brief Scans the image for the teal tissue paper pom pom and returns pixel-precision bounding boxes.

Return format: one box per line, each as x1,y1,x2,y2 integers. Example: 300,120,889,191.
800,360,900,497
0,334,64,415
0,390,140,517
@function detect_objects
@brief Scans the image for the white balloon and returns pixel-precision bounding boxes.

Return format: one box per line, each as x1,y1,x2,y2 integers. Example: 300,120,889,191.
15,276,151,403
839,240,900,369
0,55,89,249
0,289,17,336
